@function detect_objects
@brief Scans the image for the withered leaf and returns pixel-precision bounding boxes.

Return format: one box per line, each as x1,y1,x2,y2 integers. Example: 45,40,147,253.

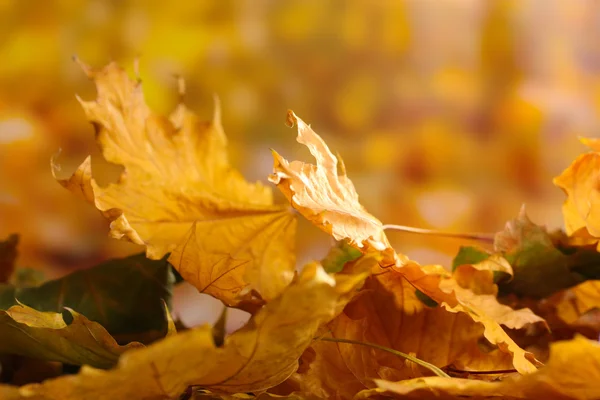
53,61,296,309
554,138,600,245
0,303,142,369
358,336,600,399
493,208,600,298
270,111,401,266
6,263,368,399
295,267,520,400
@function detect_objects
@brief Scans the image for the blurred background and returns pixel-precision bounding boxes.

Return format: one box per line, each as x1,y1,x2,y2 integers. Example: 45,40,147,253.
1,0,599,328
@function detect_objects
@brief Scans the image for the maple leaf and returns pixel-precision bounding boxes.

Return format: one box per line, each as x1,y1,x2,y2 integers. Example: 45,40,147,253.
269,111,402,265
358,336,600,399
294,267,522,399
270,112,541,376
554,138,600,247
0,303,142,369
0,234,18,284
446,257,546,330
494,208,600,297
52,61,297,309
6,263,369,399
394,262,542,374
1,253,174,339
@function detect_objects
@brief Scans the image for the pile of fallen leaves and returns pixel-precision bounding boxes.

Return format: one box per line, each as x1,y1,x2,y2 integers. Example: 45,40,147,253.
1,61,600,400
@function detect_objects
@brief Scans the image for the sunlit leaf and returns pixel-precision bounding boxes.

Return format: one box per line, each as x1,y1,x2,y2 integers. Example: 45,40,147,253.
53,61,297,309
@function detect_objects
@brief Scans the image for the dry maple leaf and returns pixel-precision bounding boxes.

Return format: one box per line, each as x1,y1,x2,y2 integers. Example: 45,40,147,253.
52,61,296,309
392,262,542,375
546,280,600,336
554,138,600,247
270,112,541,376
0,304,142,369
7,263,369,399
357,335,600,399
269,111,403,265
293,267,521,400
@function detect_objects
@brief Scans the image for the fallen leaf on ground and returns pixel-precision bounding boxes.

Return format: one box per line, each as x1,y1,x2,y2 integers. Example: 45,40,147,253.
551,280,600,324
0,253,174,338
554,139,600,248
53,61,296,309
6,263,369,399
293,266,520,400
357,336,600,399
394,262,541,374
0,303,142,369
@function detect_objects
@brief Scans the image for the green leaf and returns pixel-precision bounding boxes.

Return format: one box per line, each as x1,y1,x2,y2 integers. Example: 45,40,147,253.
0,234,18,284
0,252,175,368
415,289,438,308
322,240,363,273
493,208,594,298
0,253,175,337
451,246,490,271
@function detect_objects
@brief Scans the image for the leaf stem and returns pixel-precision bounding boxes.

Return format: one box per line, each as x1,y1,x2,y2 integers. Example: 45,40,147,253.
382,224,494,243
445,366,518,375
317,336,451,378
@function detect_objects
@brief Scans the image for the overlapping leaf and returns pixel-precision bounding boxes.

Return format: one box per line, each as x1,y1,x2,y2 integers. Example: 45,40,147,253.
294,266,520,400
0,303,142,369
554,137,600,247
0,253,174,338
357,336,600,399
53,61,296,309
271,113,542,375
269,111,400,266
7,263,368,399
0,250,174,368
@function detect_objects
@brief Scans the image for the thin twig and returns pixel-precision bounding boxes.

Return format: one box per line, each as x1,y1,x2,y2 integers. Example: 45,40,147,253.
383,224,495,243
317,337,451,378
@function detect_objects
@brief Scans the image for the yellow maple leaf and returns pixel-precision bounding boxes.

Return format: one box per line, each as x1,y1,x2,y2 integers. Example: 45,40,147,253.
271,112,541,376
357,336,600,400
52,61,297,309
8,263,368,399
269,111,402,266
399,261,542,374
547,280,600,335
0,304,142,369
554,138,600,246
293,265,538,399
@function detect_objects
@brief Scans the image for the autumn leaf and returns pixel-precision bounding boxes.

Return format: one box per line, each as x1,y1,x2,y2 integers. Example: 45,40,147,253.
293,267,522,400
0,303,142,369
271,112,541,376
493,208,600,298
6,263,369,399
0,247,173,369
554,138,600,246
357,336,600,399
53,61,297,309
269,111,401,266
394,261,542,374
0,252,174,339
0,234,18,284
